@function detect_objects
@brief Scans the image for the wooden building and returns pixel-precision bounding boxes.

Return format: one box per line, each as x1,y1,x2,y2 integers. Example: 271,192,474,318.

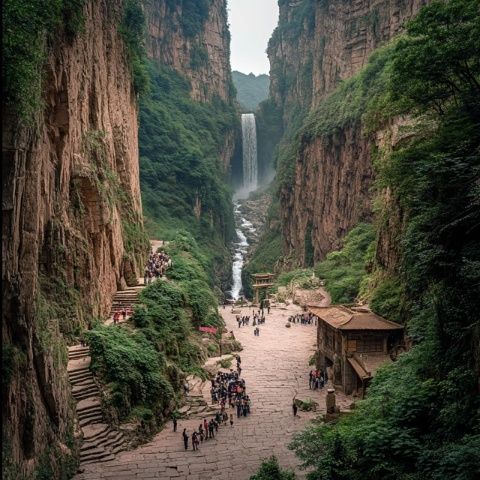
309,305,404,397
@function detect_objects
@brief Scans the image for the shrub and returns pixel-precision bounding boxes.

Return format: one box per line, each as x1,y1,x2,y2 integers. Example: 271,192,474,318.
250,456,296,480
314,223,375,303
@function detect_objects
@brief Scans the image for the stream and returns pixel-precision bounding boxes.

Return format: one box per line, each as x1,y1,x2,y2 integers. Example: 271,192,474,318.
229,201,256,301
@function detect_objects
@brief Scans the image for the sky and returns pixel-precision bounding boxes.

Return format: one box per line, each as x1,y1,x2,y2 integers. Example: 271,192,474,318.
227,0,279,76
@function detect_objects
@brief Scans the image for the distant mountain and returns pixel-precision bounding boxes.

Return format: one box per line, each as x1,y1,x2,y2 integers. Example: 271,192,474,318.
232,71,270,112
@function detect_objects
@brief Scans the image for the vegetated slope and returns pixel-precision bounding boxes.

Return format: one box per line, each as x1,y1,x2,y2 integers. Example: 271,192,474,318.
87,231,224,434
289,2,480,479
2,1,149,478
246,0,430,275
140,0,239,292
232,71,270,111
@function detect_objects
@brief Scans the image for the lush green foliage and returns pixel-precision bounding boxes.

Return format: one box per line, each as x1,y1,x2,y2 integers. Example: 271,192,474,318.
290,2,480,478
119,0,149,95
166,0,210,38
314,224,375,303
87,232,222,424
2,0,85,121
232,71,270,112
139,61,237,286
250,456,296,480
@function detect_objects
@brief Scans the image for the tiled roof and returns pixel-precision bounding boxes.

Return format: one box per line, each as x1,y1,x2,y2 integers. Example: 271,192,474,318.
308,305,403,331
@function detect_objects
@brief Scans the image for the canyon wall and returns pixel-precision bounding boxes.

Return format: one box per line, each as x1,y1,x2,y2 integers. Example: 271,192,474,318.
2,1,147,476
144,0,237,174
268,0,429,264
145,0,233,103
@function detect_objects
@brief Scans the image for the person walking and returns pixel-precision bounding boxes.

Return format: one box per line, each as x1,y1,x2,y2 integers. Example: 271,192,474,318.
172,415,177,432
292,400,298,417
182,429,189,450
203,418,209,439
192,431,199,451
230,413,234,427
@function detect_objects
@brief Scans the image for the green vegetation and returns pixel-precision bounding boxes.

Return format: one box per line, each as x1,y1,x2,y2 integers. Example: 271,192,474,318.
250,456,296,480
87,231,224,426
166,0,210,38
232,71,270,112
139,61,237,288
315,223,375,303
289,1,480,478
2,0,86,122
216,356,233,369
119,0,149,95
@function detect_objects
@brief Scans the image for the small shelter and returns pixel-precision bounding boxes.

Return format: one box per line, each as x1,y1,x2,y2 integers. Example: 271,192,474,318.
309,305,404,397
251,273,274,305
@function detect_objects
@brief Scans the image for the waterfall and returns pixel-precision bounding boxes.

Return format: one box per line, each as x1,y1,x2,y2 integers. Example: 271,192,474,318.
241,113,258,194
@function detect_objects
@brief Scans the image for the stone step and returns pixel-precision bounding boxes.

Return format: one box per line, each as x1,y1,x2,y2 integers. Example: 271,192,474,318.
78,407,102,420
83,424,110,442
68,366,91,376
68,351,90,360
80,448,115,464
78,402,102,415
79,414,104,428
78,408,103,422
70,375,94,387
73,386,99,401
81,453,116,466
72,379,96,390
72,382,98,398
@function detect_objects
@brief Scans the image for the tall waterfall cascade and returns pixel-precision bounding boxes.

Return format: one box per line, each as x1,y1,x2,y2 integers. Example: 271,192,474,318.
241,113,258,194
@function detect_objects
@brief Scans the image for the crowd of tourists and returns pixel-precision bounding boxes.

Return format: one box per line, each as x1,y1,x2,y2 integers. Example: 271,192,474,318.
177,356,253,450
288,312,318,326
309,369,327,389
236,308,268,330
143,249,171,285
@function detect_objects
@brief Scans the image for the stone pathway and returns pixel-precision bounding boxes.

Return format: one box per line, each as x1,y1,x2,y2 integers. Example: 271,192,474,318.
69,240,166,468
68,347,127,465
75,303,350,480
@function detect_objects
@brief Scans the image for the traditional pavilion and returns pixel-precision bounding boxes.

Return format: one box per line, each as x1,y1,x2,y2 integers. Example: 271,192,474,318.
251,273,274,305
309,305,404,397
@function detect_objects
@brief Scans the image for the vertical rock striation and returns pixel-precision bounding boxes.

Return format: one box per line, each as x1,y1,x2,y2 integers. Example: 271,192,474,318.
144,0,237,173
268,0,428,264
2,1,147,476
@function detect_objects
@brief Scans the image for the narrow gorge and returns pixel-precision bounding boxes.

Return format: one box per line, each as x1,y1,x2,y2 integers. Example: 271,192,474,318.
2,1,479,479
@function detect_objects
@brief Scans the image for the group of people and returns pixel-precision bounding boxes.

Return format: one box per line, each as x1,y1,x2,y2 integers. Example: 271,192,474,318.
112,307,132,325
143,249,171,285
288,312,318,326
309,369,327,389
236,307,269,336
178,356,253,450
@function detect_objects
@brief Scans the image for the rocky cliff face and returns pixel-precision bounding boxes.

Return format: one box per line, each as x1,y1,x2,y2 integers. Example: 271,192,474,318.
2,1,147,476
269,0,429,264
144,0,237,174
145,0,233,103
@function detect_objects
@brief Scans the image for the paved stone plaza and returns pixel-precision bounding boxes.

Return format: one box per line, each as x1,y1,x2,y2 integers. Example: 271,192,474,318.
76,304,350,479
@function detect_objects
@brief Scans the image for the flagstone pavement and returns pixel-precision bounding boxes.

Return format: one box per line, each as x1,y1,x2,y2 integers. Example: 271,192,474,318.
76,303,350,480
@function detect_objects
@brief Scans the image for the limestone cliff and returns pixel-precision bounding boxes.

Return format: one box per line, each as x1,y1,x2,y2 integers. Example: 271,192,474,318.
2,1,147,476
268,0,428,264
144,0,237,172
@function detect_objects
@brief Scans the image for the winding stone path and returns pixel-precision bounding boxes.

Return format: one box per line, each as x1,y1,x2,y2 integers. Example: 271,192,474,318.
76,303,350,480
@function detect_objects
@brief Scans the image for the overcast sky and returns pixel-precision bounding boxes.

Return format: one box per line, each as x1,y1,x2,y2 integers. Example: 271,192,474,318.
228,0,279,76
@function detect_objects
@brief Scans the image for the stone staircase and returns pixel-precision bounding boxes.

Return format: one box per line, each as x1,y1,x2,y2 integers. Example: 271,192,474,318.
178,375,218,418
68,346,127,466
108,285,144,318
